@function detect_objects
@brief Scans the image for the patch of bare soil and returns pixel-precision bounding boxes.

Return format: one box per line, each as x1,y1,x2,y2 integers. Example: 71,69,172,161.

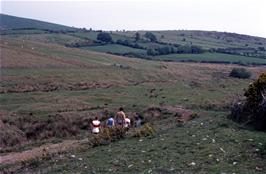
0,82,113,93
0,139,82,166
162,105,194,122
142,105,194,123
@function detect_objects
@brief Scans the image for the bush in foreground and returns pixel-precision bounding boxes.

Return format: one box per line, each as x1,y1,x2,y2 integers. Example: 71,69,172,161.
90,126,127,147
229,72,266,130
133,123,156,138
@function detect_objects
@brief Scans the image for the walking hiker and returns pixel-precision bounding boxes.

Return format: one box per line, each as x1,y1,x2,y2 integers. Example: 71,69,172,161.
135,113,142,127
115,107,126,126
124,117,131,128
106,115,115,128
91,117,101,134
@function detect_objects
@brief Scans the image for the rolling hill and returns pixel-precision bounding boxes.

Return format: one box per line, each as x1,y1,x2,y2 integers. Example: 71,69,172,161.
1,14,266,65
0,14,76,31
115,30,266,50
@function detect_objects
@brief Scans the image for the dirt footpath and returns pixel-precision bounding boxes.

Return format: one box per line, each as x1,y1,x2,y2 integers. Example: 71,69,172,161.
0,139,85,165
1,105,193,166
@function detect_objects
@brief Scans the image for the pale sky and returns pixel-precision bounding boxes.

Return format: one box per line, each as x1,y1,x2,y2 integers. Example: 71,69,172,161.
1,0,266,37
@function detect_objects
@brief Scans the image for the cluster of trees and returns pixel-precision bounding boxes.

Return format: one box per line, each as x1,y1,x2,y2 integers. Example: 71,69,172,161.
94,32,205,56
116,39,144,49
210,47,266,58
133,32,157,42
144,32,157,42
97,32,113,43
147,45,204,56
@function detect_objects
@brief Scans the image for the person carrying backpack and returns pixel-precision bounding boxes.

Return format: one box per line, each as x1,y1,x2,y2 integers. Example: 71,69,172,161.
135,113,142,127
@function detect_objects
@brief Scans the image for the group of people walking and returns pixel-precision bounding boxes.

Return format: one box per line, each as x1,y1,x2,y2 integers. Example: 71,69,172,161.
91,107,142,134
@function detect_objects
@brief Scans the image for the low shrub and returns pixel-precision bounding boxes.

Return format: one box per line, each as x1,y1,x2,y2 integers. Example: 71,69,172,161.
90,126,127,147
0,122,27,147
190,113,199,119
229,72,266,130
229,68,251,79
0,114,86,146
133,123,156,138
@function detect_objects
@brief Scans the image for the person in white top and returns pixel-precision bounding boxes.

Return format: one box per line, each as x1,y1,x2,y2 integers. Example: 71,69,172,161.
124,117,131,128
91,117,101,134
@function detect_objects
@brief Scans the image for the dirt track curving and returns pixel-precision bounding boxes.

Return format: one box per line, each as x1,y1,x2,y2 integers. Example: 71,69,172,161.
0,139,83,166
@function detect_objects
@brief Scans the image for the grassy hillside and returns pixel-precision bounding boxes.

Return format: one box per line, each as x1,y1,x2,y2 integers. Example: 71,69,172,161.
1,14,266,64
3,30,265,65
1,15,266,173
114,30,266,50
1,35,266,173
0,14,76,31
82,44,146,54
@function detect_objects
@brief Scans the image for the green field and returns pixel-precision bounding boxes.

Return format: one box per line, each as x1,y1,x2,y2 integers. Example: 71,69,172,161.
115,30,266,50
155,52,266,64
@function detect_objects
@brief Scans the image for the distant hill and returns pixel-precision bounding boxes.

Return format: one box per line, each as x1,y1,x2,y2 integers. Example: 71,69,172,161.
1,14,265,64
0,14,76,31
114,30,266,50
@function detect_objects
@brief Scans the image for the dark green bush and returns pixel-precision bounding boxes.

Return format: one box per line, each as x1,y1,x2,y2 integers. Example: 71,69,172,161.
229,68,251,79
144,32,157,42
97,32,113,43
229,72,266,130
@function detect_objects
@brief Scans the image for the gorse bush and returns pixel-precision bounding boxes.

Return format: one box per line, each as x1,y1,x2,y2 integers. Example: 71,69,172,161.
90,126,127,147
133,123,155,138
244,73,266,112
229,72,266,130
229,68,251,79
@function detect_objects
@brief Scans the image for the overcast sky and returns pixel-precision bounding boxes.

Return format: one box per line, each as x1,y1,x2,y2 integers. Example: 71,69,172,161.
1,0,266,37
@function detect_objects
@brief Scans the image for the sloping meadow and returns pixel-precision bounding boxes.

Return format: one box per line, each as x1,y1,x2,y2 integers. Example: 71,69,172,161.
1,36,266,173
